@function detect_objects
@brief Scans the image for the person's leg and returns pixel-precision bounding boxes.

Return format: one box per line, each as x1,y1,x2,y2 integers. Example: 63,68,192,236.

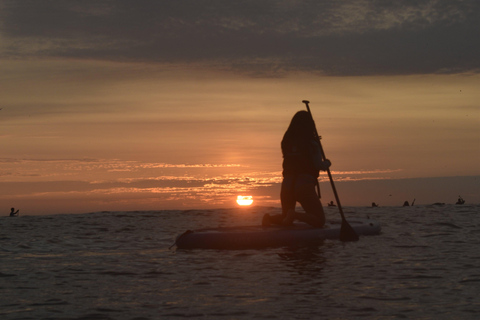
263,176,296,227
280,175,297,225
294,174,325,227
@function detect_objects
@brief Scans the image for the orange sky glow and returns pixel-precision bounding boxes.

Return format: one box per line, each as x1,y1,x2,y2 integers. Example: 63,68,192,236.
1,2,479,214
1,61,478,214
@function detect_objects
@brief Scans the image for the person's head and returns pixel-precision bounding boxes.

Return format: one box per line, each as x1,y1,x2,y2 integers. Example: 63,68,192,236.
286,110,316,138
11,208,14,212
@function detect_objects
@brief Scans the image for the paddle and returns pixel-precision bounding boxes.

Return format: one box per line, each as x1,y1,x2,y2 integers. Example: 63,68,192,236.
302,100,359,242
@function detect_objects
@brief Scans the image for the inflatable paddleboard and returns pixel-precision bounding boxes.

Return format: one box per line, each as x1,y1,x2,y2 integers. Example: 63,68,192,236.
174,218,381,249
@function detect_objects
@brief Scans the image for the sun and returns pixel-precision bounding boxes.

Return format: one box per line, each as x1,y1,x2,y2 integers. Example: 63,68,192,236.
236,195,254,206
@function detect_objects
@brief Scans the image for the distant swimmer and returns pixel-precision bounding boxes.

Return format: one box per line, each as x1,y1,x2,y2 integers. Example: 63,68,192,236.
371,202,378,207
9,208,19,217
403,201,410,207
328,201,336,207
456,196,465,205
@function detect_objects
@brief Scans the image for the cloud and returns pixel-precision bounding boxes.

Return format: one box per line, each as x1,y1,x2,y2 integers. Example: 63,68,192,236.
1,0,479,76
0,158,401,201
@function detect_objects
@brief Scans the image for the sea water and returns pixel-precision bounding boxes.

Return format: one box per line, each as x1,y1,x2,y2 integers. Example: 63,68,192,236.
1,204,479,319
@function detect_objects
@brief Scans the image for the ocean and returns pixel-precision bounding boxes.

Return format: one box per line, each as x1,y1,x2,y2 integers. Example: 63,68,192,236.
1,204,479,319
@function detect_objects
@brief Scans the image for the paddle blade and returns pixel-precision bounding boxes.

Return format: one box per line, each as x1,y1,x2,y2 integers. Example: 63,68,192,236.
339,220,359,242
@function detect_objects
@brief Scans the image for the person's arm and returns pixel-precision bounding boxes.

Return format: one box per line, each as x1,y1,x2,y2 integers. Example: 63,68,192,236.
311,140,331,171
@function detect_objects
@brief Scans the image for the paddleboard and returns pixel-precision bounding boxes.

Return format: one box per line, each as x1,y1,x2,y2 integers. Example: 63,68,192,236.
174,218,381,249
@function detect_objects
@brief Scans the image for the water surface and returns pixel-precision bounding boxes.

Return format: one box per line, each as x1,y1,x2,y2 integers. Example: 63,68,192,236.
1,204,479,319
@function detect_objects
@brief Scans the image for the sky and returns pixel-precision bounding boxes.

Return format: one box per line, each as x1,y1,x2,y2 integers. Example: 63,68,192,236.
1,0,479,215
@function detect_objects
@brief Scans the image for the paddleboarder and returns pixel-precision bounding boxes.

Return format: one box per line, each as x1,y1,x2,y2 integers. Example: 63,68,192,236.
9,208,19,217
263,110,331,228
456,196,465,205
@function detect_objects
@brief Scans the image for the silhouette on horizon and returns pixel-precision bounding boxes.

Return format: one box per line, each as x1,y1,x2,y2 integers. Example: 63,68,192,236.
9,208,19,217
456,196,465,205
262,109,331,228
371,202,378,207
328,201,336,207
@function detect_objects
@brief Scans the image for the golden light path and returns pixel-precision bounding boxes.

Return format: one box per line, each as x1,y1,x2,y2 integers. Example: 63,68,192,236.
236,196,254,206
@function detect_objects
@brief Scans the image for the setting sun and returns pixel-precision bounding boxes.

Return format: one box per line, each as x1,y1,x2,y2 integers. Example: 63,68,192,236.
236,196,254,206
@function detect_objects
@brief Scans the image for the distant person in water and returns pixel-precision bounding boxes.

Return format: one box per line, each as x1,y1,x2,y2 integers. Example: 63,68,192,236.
328,201,336,207
262,110,331,228
456,196,465,205
9,208,19,217
372,202,378,207
403,201,409,207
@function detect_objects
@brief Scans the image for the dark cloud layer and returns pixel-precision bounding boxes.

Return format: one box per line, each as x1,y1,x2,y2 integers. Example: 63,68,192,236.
1,0,479,76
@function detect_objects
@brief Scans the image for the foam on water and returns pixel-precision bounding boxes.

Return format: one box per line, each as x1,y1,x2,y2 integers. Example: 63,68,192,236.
1,204,479,319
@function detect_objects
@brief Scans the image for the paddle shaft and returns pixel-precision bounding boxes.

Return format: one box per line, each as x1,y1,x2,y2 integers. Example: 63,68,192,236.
303,101,348,222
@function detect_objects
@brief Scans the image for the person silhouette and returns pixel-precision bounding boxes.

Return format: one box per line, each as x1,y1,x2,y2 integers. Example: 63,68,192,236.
456,196,465,205
10,208,19,217
371,202,378,207
262,110,331,228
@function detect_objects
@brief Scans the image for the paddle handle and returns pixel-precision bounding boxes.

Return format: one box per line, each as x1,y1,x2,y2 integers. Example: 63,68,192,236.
303,100,347,222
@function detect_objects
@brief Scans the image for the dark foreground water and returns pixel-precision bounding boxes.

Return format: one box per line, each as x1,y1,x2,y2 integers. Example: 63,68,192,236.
1,204,479,319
